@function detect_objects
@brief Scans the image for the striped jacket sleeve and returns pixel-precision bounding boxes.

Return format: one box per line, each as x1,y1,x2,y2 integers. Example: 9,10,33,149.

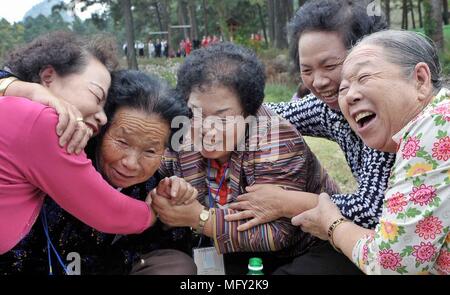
211,115,336,254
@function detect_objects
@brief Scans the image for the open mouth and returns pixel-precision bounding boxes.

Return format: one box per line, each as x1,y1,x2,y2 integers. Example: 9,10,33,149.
355,111,376,129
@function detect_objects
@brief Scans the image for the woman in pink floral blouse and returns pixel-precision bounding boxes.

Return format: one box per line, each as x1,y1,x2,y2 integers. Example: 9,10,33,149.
293,30,449,275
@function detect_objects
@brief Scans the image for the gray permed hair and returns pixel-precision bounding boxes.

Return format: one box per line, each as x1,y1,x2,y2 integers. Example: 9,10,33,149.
354,30,442,93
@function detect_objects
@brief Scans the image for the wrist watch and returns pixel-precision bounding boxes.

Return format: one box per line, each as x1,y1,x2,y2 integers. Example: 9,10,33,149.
194,207,210,235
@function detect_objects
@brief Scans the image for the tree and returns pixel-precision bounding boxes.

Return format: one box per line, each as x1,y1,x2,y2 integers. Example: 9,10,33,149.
161,0,174,55
267,0,275,46
255,2,269,46
23,12,70,42
409,0,417,29
121,0,138,69
424,0,444,50
213,0,231,41
178,0,190,39
444,0,449,25
187,0,199,40
402,0,409,29
202,0,208,36
384,0,391,26
418,0,424,28
274,0,289,49
0,19,25,58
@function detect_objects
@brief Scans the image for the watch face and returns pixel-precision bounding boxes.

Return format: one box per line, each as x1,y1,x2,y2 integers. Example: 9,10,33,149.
200,211,209,221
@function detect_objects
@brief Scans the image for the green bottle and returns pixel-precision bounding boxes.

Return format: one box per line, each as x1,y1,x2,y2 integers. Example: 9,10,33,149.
247,257,264,275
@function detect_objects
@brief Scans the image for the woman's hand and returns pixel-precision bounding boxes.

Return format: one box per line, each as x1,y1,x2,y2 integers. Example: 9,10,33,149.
156,176,198,205
291,193,343,240
151,189,203,228
47,98,93,154
225,184,286,231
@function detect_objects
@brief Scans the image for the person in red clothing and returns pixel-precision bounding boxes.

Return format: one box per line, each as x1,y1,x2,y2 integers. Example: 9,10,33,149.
201,36,208,47
185,37,192,55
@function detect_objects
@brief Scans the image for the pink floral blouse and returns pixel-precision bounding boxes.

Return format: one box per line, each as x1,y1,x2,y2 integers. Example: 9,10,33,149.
352,89,450,275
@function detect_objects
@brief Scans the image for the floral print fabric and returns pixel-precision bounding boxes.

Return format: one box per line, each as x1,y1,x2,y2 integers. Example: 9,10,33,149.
352,89,450,275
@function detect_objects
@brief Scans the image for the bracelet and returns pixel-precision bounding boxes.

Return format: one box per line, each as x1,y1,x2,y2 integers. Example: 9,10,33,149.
327,217,349,253
0,77,18,96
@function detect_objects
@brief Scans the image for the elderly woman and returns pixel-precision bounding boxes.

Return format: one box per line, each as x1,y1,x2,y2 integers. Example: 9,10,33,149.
0,32,160,256
151,42,340,274
225,0,394,274
0,69,196,275
295,30,449,275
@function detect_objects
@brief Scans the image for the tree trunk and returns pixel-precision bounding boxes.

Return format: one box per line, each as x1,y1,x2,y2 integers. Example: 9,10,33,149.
287,0,294,20
402,0,409,29
267,0,275,46
409,0,416,29
274,0,288,49
187,0,199,40
444,0,449,25
384,0,391,26
161,0,174,56
419,0,424,27
424,0,444,50
203,0,208,36
121,0,138,69
178,0,190,39
214,0,229,41
153,2,164,32
256,3,269,47
432,0,444,49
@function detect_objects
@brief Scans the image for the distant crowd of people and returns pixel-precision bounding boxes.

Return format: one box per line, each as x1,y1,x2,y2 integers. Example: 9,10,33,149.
122,34,225,59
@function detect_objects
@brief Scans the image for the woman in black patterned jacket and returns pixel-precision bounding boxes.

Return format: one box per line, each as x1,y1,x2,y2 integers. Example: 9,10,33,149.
0,70,196,275
225,0,396,274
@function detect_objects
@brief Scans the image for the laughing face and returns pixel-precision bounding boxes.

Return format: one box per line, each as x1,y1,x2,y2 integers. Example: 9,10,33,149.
298,31,347,110
338,44,425,152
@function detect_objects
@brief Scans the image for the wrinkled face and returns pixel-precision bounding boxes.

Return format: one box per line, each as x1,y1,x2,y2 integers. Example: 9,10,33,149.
188,85,246,164
46,57,111,136
298,31,347,110
339,44,422,152
99,107,170,188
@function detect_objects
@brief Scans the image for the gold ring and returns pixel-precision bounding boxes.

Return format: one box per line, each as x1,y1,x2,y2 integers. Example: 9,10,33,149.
76,117,84,123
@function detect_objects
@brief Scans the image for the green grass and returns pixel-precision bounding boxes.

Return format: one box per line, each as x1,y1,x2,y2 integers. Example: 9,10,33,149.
264,83,297,103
